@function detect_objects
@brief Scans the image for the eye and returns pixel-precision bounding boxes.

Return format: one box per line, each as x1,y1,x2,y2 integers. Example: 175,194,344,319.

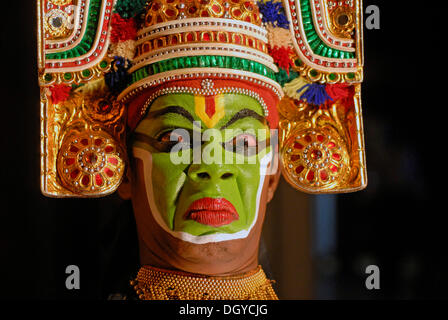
233,133,257,148
158,130,185,143
223,133,259,156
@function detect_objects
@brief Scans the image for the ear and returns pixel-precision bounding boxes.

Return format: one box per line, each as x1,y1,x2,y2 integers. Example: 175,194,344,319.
266,157,281,203
117,166,132,200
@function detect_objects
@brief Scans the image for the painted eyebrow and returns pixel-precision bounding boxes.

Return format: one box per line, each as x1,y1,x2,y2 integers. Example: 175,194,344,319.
146,105,194,123
220,108,266,130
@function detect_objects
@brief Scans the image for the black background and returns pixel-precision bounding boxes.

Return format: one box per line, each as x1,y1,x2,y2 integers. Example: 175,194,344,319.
0,0,444,300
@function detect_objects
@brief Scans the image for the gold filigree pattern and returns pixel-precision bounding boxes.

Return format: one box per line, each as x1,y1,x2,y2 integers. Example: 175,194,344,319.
40,59,111,86
328,6,356,39
134,30,268,60
278,90,365,193
82,95,125,126
44,8,72,39
292,58,362,84
144,0,262,27
49,0,73,5
281,127,350,192
57,130,125,195
41,87,126,197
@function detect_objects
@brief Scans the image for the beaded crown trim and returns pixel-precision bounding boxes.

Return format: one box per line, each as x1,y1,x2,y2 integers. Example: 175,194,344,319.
139,78,270,119
137,18,268,42
119,68,283,103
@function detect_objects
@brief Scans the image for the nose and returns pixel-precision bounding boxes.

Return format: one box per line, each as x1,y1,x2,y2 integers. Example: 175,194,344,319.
188,163,236,183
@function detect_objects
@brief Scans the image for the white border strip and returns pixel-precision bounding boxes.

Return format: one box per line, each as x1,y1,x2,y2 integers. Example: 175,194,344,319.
130,43,276,74
137,17,268,43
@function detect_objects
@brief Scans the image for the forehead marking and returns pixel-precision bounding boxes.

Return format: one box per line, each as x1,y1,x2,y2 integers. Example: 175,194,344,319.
194,94,225,128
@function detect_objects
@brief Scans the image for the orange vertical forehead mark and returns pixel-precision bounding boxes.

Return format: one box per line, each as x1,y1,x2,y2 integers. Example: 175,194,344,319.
194,94,225,128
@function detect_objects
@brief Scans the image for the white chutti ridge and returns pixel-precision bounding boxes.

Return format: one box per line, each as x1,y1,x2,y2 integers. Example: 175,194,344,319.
132,147,272,244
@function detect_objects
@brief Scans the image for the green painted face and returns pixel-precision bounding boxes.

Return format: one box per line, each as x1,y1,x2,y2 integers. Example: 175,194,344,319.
132,93,272,244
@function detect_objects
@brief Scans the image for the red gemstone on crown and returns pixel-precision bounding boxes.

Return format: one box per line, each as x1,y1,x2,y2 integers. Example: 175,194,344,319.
310,149,323,160
306,170,315,181
81,175,90,186
108,157,118,166
85,152,98,165
105,146,114,153
295,165,304,174
95,174,103,186
104,168,114,177
165,8,176,16
320,170,328,181
70,146,79,153
70,169,80,179
332,153,341,161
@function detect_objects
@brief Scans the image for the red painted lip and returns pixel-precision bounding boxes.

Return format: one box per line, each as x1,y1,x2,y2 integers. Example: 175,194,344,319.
184,198,239,227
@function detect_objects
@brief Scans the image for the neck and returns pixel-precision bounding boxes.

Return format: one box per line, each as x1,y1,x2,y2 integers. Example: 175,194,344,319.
135,223,263,276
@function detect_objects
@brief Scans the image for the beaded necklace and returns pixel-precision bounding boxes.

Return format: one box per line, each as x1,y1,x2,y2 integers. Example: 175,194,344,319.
130,265,278,300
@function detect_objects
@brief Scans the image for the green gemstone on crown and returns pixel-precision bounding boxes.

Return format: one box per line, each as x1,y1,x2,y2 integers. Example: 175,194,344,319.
99,60,108,69
190,57,198,67
81,69,91,78
44,73,53,82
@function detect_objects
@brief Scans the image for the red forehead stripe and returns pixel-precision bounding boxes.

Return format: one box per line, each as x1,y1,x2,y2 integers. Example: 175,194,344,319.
205,96,216,118
126,78,280,131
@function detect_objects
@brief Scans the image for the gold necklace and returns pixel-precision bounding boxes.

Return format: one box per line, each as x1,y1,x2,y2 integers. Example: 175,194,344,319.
130,265,278,300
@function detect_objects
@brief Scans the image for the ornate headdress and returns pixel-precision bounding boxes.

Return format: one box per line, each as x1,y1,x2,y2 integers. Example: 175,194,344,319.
37,0,366,197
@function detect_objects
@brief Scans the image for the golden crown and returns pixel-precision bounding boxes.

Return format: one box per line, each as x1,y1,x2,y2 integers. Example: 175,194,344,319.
37,0,367,197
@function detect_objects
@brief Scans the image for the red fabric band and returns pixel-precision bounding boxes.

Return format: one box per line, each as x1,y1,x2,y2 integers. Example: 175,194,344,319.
126,78,280,131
